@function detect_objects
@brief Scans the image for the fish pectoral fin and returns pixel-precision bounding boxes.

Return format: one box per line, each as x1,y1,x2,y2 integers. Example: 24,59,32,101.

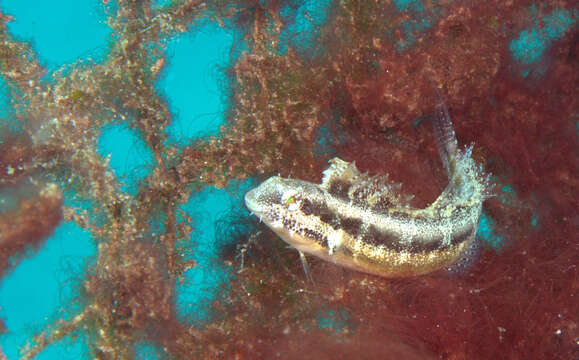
298,250,315,284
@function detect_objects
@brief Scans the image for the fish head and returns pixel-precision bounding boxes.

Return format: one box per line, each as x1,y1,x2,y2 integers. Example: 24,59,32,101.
245,176,326,249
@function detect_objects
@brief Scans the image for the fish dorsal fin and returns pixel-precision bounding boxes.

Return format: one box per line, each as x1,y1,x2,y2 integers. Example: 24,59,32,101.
321,158,361,188
321,158,367,201
348,174,411,210
321,158,412,210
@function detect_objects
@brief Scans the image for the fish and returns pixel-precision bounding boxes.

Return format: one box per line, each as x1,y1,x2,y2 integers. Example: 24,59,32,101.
244,96,492,278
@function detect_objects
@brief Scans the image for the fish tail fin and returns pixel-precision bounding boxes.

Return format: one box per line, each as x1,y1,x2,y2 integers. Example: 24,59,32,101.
433,88,458,178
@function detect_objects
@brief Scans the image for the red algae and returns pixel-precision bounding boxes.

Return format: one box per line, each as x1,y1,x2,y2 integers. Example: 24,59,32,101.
0,186,63,276
0,131,64,276
0,0,576,359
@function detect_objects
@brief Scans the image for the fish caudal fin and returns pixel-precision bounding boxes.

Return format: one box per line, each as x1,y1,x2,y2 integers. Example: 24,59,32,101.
433,89,458,178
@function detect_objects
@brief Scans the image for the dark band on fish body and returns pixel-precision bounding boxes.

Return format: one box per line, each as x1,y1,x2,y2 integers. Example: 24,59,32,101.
327,179,351,200
315,206,363,237
355,223,475,253
340,217,363,237
299,199,314,215
296,194,476,254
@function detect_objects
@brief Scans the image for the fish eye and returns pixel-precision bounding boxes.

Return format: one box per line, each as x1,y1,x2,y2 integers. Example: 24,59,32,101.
281,190,300,211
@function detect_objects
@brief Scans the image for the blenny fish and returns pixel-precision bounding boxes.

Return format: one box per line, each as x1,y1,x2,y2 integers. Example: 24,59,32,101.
245,98,492,277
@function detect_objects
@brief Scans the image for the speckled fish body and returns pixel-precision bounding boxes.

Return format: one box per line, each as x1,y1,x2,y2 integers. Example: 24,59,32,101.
245,99,492,277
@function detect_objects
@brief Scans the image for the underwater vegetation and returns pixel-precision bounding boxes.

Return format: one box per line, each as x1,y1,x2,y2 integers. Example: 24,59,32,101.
0,0,577,359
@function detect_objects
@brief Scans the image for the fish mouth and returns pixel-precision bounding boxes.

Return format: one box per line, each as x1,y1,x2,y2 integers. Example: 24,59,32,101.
244,188,269,220
244,188,260,213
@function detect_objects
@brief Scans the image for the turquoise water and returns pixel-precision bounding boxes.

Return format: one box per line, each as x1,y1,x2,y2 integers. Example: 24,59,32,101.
509,7,576,77
1,0,111,69
98,122,156,196
0,222,95,360
278,0,333,57
157,19,243,144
